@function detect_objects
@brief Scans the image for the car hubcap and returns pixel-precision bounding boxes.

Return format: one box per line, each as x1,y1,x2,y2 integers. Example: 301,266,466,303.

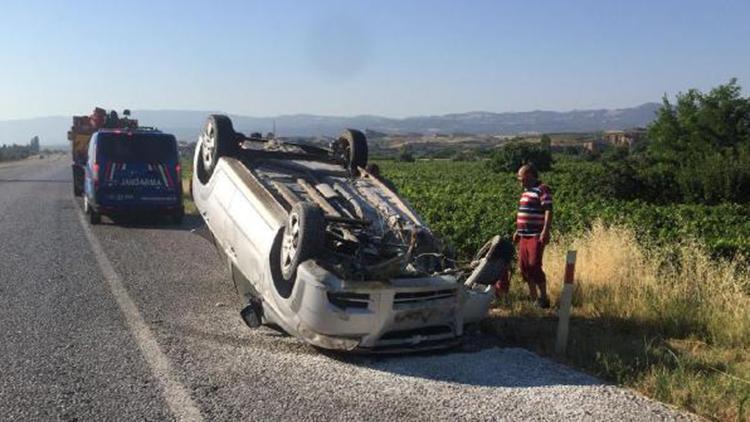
281,214,301,274
200,121,216,170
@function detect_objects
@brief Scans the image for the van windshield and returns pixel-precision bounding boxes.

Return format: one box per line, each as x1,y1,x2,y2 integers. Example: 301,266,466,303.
98,133,176,162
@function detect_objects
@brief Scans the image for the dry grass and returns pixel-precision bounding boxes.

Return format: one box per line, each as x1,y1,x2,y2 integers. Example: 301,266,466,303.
485,222,750,421
545,222,750,346
180,157,197,215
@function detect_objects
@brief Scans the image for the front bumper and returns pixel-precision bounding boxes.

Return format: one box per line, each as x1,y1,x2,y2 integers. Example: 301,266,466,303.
288,262,492,352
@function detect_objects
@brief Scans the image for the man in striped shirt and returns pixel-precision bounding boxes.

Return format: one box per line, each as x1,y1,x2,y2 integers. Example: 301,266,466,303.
513,163,553,308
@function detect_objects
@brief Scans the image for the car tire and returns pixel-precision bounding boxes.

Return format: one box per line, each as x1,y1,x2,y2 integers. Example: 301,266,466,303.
338,129,368,171
279,202,325,282
172,207,184,225
199,114,239,179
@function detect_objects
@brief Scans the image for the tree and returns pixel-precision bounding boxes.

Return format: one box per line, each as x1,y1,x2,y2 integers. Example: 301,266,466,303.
487,141,552,173
646,78,750,203
398,146,415,162
29,136,40,153
540,134,551,152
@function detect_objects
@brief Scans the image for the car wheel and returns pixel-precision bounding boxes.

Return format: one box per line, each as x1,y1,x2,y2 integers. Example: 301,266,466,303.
338,129,368,172
198,114,239,179
280,202,325,281
172,207,184,225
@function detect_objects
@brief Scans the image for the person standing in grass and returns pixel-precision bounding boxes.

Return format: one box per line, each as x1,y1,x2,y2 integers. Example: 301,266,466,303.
512,163,553,308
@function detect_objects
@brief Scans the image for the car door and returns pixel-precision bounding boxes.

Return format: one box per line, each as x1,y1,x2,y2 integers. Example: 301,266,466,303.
201,167,237,259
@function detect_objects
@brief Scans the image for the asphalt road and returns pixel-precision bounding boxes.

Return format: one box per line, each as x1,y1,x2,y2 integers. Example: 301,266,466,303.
0,156,695,421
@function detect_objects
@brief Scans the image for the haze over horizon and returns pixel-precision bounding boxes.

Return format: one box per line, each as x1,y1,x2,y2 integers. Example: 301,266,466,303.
0,102,660,122
1,0,749,120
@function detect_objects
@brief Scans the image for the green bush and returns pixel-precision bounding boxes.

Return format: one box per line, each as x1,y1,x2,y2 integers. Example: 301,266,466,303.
645,79,750,204
487,141,552,173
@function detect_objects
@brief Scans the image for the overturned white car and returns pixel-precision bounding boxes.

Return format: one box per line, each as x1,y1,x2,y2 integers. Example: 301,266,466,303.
191,115,511,352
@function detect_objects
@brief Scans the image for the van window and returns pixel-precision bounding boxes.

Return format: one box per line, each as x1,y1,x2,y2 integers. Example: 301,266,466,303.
98,134,176,162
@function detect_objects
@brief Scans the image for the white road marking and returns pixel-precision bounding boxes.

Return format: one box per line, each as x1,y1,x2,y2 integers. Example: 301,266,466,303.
75,202,203,422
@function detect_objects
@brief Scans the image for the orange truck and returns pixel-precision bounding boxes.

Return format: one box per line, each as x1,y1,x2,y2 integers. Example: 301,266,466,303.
68,108,138,196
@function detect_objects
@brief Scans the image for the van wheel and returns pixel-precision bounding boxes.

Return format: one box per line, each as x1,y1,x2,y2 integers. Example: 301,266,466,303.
338,129,368,172
72,167,84,196
84,197,101,224
199,114,239,178
280,202,325,281
172,207,184,225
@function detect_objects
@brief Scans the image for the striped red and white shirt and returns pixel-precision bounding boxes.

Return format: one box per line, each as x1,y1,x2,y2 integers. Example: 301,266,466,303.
516,183,553,237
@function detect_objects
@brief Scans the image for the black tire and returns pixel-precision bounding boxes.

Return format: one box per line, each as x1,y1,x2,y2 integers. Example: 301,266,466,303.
172,207,184,225
279,202,325,281
72,166,84,196
89,209,101,225
338,129,368,171
84,196,101,224
198,114,239,179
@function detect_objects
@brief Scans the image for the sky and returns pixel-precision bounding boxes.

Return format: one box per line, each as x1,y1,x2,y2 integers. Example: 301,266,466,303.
0,0,748,120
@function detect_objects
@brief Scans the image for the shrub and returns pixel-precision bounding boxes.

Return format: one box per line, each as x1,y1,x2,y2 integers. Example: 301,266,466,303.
487,141,552,173
646,79,750,204
398,146,415,162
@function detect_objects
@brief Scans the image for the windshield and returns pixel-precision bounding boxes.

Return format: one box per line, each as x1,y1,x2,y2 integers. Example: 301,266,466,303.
97,133,177,162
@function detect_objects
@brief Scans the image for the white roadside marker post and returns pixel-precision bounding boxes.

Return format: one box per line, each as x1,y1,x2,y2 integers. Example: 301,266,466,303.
555,250,577,355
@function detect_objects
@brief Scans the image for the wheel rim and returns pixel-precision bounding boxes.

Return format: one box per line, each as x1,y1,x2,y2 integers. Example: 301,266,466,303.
280,214,301,275
200,120,216,171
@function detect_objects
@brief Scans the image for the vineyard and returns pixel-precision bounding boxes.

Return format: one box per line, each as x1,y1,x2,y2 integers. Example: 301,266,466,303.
378,158,750,261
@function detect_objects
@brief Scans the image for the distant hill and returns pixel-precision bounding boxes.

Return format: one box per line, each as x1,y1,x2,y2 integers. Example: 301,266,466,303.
0,103,660,145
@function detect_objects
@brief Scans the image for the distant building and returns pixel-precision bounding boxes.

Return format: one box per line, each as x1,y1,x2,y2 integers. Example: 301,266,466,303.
584,140,609,153
602,128,646,149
